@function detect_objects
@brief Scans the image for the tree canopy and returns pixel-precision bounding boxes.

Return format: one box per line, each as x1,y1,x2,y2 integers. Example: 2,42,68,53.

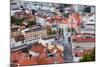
79,48,95,62
47,29,56,35
15,18,25,25
11,16,16,24
28,20,36,27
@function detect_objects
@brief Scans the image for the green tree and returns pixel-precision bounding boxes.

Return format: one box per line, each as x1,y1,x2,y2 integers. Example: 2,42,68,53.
79,48,95,62
28,20,36,27
47,29,55,35
63,13,69,18
68,28,75,33
64,4,71,7
68,28,71,32
11,16,16,24
15,18,25,25
71,28,75,32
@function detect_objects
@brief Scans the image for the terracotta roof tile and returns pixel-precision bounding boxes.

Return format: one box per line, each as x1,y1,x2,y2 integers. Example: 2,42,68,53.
51,15,62,20
36,57,47,64
11,44,64,66
11,51,23,61
61,19,69,24
70,13,82,25
17,57,37,66
46,19,53,23
74,38,95,43
31,44,45,53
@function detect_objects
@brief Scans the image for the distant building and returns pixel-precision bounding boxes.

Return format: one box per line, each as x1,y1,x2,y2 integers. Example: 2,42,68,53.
38,35,56,47
68,12,82,32
22,27,47,44
35,15,47,26
11,1,21,10
10,35,25,48
71,34,95,62
14,1,59,12
73,5,95,13
80,26,95,34
81,13,95,34
11,27,22,38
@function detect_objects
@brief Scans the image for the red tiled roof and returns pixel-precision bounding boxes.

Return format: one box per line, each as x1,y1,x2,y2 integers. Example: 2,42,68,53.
37,55,64,64
76,33,95,36
60,18,69,24
37,52,47,59
45,57,55,64
11,51,23,62
36,57,48,64
11,44,64,66
74,38,95,43
31,44,45,54
51,15,62,20
17,57,37,66
72,33,95,43
70,13,82,25
46,55,64,64
11,51,38,66
55,55,64,63
46,19,53,23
